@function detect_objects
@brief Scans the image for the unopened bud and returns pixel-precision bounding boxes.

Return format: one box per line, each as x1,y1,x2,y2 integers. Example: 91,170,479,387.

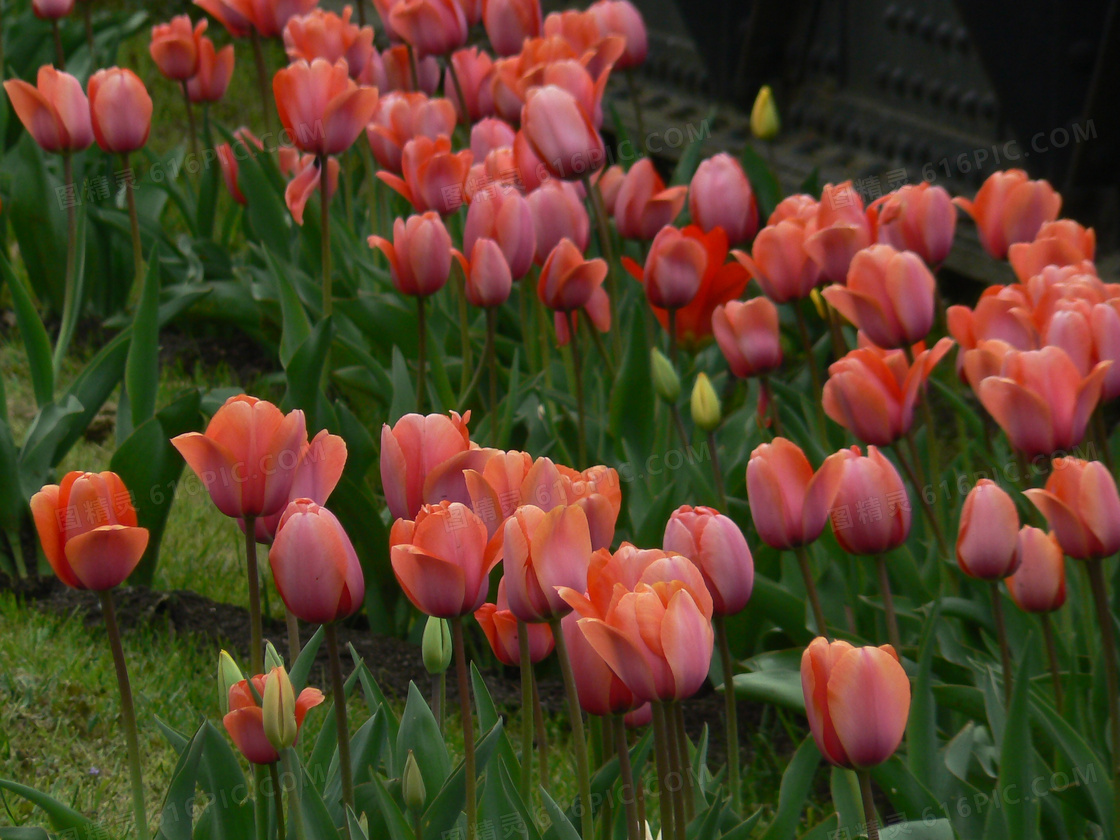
650,348,681,403
263,666,298,752
218,650,243,715
422,616,453,675
690,372,722,432
403,750,426,812
264,641,284,672
750,85,780,141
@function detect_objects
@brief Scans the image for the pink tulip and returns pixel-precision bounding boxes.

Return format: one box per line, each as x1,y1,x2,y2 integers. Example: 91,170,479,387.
369,211,453,298
712,297,782,379
527,180,590,265
642,224,707,310
689,153,759,244
595,164,625,215
587,0,646,69
501,504,593,622
1006,527,1066,613
283,7,375,80
801,637,910,769
475,581,554,666
470,118,516,159
273,58,379,157
538,238,608,313
954,169,1061,259
829,446,911,556
769,193,819,226
379,411,472,521
389,0,468,57
88,67,153,154
224,671,323,765
464,188,536,279
150,15,208,82
282,152,340,225
613,158,688,241
194,0,254,37
483,0,541,56
246,429,347,543
4,66,93,153
747,438,846,550
804,182,875,284
521,85,605,181
732,221,821,303
365,91,457,173
1025,459,1120,560
561,610,642,715
186,37,235,102
1008,219,1095,282
663,505,753,615
370,45,442,93
378,134,472,215
454,238,514,308
871,183,957,267
956,480,1021,580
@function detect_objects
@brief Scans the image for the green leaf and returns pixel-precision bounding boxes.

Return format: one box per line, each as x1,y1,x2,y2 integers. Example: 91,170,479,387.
368,774,417,840
269,249,312,369
125,244,162,429
908,604,945,797
670,115,713,186
396,682,451,801
608,310,656,459
984,645,1038,840
389,346,415,424
732,670,805,712
422,720,504,840
4,135,65,312
0,829,51,840
154,722,206,840
237,145,293,258
291,625,326,692
193,721,256,839
829,768,863,839
882,819,953,839
757,735,821,840
0,778,98,839
294,758,345,840
283,317,335,431
739,143,783,221
19,396,84,496
51,206,88,374
0,253,53,407
540,784,582,840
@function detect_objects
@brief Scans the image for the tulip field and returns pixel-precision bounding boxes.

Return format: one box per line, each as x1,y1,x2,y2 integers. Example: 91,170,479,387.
2,0,1119,839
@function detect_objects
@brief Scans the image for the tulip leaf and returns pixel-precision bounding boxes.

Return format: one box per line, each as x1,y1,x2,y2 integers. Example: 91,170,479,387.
496,761,544,840
608,308,656,460
397,682,452,801
830,768,864,839
193,721,256,839
267,249,312,370
739,142,783,223
797,814,839,839
757,735,821,840
719,808,765,840
154,716,191,756
422,720,504,840
869,756,945,833
124,243,162,429
0,828,51,840
748,574,815,645
331,476,395,636
0,252,53,408
290,625,326,692
669,112,713,186
283,316,336,431
18,396,85,497
389,346,416,424
908,604,947,798
236,145,293,259
539,784,582,840
368,774,416,840
983,643,1039,840
0,778,98,839
882,819,954,839
4,134,66,312
496,349,521,450
154,722,206,840
346,805,371,840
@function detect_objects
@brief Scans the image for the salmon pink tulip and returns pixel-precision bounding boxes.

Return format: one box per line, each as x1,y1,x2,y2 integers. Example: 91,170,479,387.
389,0,468,57
273,58,379,157
465,188,536,279
378,134,472,215
282,152,340,225
538,238,608,313
956,479,1021,580
475,580,554,666
282,7,375,79
380,411,473,521
366,91,457,173
369,211,454,298
88,67,153,154
663,505,753,615
484,0,541,55
871,183,956,267
247,430,347,543
224,670,323,765
747,438,846,550
614,158,688,241
500,504,593,622
1008,219,1095,282
829,446,911,556
1025,458,1120,560
712,297,782,379
561,610,642,715
150,16,208,82
186,37,235,102
732,220,821,303
804,182,875,284
470,117,516,159
641,224,707,309
954,169,1061,259
454,238,514,308
4,66,93,153
521,85,605,181
1006,527,1066,613
444,47,494,122
595,164,625,215
33,0,73,18
527,180,590,265
689,152,758,244
194,0,253,37
587,0,646,69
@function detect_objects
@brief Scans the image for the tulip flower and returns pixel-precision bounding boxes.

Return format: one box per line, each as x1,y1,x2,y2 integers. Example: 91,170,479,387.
596,164,625,215
538,237,608,313
464,188,536,280
369,211,454,298
30,471,150,591
712,297,782,380
370,44,442,93
484,0,542,55
689,153,759,245
663,505,753,615
871,183,957,267
804,182,875,284
280,149,341,224
954,169,1061,259
560,611,642,715
770,193,820,225
732,220,821,303
391,501,497,617
454,237,514,309
282,7,375,80
527,180,590,265
34,0,73,19
186,37,235,102
640,224,708,311
499,505,593,623
1006,527,1066,613
150,15,208,81
521,85,605,181
829,446,911,556
822,338,954,446
801,638,910,769
247,429,347,543
380,410,475,522
976,345,1108,457
475,581,555,666
587,0,646,69
823,244,937,349
956,480,1021,580
273,58,379,157
444,47,495,123
88,67,153,154
1025,458,1120,560
366,91,457,173
4,66,93,154
389,0,468,57
470,117,516,159
746,438,846,550
194,0,253,37
614,158,688,241
1008,219,1095,282
224,669,324,764
378,134,472,215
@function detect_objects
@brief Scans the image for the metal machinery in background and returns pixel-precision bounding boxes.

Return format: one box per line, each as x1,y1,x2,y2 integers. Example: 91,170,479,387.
586,0,1119,284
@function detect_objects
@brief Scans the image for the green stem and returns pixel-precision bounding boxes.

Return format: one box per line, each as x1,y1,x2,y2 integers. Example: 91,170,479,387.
417,295,427,413
517,620,534,805
651,702,677,840
713,616,741,813
794,545,829,638
1041,612,1064,715
486,308,499,425
794,305,828,436
250,30,273,132
1086,558,1120,830
181,80,200,171
876,555,901,652
673,703,694,823
268,761,285,840
324,623,354,817
123,153,144,307
254,765,268,840
457,273,473,394
285,608,301,665
53,151,78,374
451,618,478,840
707,430,728,511
613,714,642,840
319,155,333,319
244,516,263,675
667,307,678,367
896,439,950,559
566,310,587,466
858,770,880,840
532,676,551,791
431,673,442,734
99,590,149,840
445,56,469,125
669,404,691,455
284,748,309,840
990,582,1013,706
83,1,94,62
406,43,421,92
52,18,65,69
551,617,594,840
580,171,621,355
760,375,783,438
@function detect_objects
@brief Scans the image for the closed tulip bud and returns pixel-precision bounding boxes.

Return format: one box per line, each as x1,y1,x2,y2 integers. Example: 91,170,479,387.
264,641,285,672
403,751,427,812
830,446,911,556
380,411,473,521
186,38,235,103
34,0,73,19
689,153,759,245
643,225,708,310
455,238,513,308
528,180,590,265
501,505,593,623
712,297,782,379
1006,527,1066,613
663,505,753,615
4,66,93,154
521,85,605,181
690,373,722,432
953,169,1061,259
88,67,153,154
150,15,208,82
650,348,681,402
956,480,1021,580
263,666,298,752
872,183,957,267
483,0,542,56
750,85,779,140
389,0,469,58
614,158,688,241
801,637,910,769
422,616,453,674
1025,458,1120,560
464,188,536,280
218,650,244,715
747,438,846,550
369,212,453,298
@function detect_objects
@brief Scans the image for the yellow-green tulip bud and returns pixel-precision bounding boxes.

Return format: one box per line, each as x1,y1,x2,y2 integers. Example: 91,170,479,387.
403,750,426,812
691,372,722,432
262,666,298,752
422,616,452,675
651,348,681,403
751,85,780,141
218,649,243,715
264,640,284,672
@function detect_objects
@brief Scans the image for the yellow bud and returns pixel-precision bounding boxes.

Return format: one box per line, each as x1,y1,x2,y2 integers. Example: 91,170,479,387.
751,85,780,141
218,650,243,716
422,616,453,675
650,348,681,403
263,666,298,752
809,288,827,320
690,373,722,432
403,750,427,813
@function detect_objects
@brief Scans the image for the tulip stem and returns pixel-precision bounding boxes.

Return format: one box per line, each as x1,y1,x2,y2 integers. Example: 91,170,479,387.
624,70,647,144
673,703,694,823
760,376,783,437
445,58,468,126
613,714,642,840
181,81,200,173
285,608,301,664
457,274,473,394
532,676,551,791
566,310,588,466
99,590,149,840
254,765,268,840
580,172,621,356
793,305,827,436
1086,559,1120,816
417,295,428,412
651,702,677,840
858,770,880,840
83,1,95,61
517,621,534,805
250,30,273,133
794,545,829,638
1040,613,1064,715
324,623,354,817
284,748,309,840
550,617,594,840
319,155,333,320
713,616,741,813
243,516,264,675
895,440,950,559
876,556,902,652
707,430,729,511
53,151,78,375
667,308,678,366
268,761,285,839
989,582,1013,706
52,19,65,69
123,153,144,307
407,44,421,93
486,308,499,424
451,618,478,840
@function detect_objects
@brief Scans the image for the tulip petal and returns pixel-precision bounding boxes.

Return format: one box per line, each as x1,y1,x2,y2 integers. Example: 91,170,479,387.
63,525,149,591
827,646,910,769
390,544,468,617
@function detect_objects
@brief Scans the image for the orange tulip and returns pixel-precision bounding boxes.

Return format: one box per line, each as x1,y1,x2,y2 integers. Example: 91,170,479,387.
391,501,497,617
954,169,1061,259
663,505,753,616
30,471,150,591
801,637,910,769
712,297,782,379
829,446,911,556
150,15,208,81
273,58,379,157
282,7,375,80
871,183,956,267
613,158,687,241
88,67,153,154
521,84,605,181
956,480,1021,580
1005,527,1066,613
475,580,554,666
247,430,347,543
746,437,846,550
224,670,323,765
804,182,875,284
4,66,93,153
483,0,541,56
445,47,495,123
689,153,758,245
389,0,468,57
378,134,473,215
538,237,608,313
380,411,473,521
732,220,820,303
499,504,593,622
464,188,536,280
186,37,235,102
365,91,457,173
369,211,453,298
454,237,513,308
1025,458,1120,560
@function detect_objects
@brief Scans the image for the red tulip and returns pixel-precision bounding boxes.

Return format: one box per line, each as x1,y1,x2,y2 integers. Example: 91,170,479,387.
33,0,73,18
801,637,910,769
4,66,93,153
712,297,782,379
455,238,514,308
224,670,323,765
956,480,1021,580
732,220,821,303
246,429,347,543
527,180,590,265
587,0,646,69
186,37,235,102
390,501,497,617
464,188,536,280
1008,219,1095,282
613,158,687,241
804,182,875,284
216,128,262,205
369,211,453,298
171,395,307,520
822,338,954,446
663,505,753,615
484,0,541,55
829,446,911,556
746,438,846,550
977,346,1108,457
283,7,375,80
475,580,554,666
88,67,153,154
500,504,593,622
538,238,608,313
1006,527,1066,613
30,471,150,591
389,0,468,57
1025,458,1120,560
273,58,379,157
380,411,473,521
871,183,957,267
823,244,937,349
521,85,605,181
378,134,472,215
954,169,1061,259
689,153,758,244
